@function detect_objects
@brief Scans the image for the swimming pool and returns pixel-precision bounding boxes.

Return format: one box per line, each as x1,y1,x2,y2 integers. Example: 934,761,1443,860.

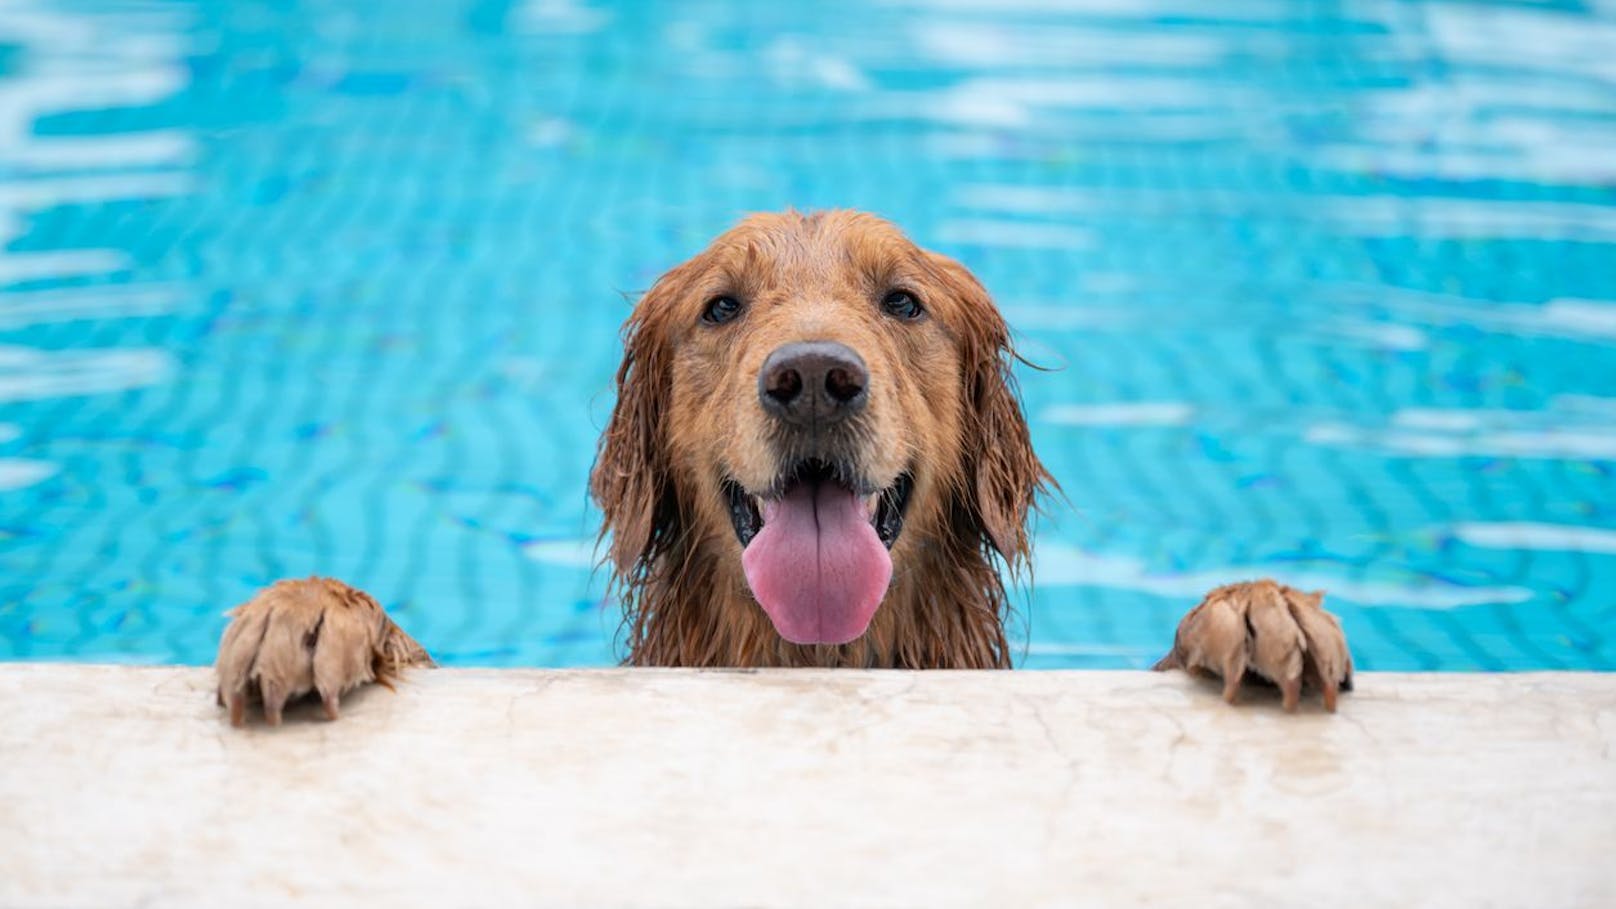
2,0,1613,670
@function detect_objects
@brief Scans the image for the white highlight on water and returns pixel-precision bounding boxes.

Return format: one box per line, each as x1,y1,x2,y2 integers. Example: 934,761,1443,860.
1032,543,1534,610
1041,403,1195,427
1451,523,1616,556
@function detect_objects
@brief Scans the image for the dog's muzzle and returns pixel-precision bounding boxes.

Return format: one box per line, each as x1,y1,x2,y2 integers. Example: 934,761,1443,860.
732,340,913,645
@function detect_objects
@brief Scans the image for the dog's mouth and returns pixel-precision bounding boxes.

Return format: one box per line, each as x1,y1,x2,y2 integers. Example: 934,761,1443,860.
724,461,913,550
724,461,914,646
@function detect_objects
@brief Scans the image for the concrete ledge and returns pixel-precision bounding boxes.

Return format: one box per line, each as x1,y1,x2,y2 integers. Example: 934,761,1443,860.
2,665,1613,907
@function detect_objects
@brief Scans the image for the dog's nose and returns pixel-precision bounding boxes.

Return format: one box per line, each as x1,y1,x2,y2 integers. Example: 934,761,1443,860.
759,341,868,427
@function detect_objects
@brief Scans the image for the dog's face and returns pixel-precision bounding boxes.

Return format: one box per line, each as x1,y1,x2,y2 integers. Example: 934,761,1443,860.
594,211,1045,653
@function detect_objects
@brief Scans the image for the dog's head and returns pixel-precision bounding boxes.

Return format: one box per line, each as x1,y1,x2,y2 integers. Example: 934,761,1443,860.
593,210,1048,651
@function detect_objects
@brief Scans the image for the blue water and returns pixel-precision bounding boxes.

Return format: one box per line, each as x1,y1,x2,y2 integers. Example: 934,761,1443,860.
2,0,1614,670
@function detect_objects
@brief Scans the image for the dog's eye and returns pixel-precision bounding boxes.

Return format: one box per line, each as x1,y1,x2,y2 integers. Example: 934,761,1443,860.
702,295,744,325
881,290,923,320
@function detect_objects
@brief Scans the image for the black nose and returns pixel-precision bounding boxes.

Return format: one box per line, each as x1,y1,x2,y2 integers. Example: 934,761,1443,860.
758,341,868,428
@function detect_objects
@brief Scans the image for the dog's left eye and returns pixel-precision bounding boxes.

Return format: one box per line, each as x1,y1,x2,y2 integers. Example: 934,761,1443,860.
881,290,923,320
703,295,744,325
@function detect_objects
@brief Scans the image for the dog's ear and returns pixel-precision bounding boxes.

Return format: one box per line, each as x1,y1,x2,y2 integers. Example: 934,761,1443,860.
927,252,1052,566
590,266,691,579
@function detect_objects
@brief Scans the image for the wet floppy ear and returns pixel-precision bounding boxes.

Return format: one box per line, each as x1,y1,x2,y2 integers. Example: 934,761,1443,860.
590,268,689,578
928,252,1052,566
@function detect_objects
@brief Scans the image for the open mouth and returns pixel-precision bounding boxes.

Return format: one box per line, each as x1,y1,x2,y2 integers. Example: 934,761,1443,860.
724,460,914,550
724,460,914,646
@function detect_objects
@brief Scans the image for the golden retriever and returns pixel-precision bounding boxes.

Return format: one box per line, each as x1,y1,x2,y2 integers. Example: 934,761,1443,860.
214,211,1352,724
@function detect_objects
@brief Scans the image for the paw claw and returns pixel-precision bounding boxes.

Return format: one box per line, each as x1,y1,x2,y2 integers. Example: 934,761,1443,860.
261,679,287,726
1221,673,1242,705
1280,677,1301,713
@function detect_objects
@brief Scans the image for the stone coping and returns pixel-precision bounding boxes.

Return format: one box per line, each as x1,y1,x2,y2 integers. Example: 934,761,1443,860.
2,664,1613,907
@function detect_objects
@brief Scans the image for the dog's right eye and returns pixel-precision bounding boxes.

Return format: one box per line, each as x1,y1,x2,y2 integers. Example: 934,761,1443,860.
702,295,744,325
881,289,924,320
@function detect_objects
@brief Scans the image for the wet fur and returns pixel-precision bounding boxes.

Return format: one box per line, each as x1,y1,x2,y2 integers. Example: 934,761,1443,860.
591,211,1053,668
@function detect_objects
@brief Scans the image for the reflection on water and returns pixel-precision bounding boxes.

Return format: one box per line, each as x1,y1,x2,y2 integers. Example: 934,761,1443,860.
0,0,193,494
0,0,1612,670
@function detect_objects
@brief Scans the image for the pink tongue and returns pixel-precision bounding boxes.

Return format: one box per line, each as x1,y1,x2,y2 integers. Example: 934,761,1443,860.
741,482,892,645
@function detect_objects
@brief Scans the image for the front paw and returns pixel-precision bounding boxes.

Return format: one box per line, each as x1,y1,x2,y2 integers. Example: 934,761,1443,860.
214,577,432,726
1154,580,1353,712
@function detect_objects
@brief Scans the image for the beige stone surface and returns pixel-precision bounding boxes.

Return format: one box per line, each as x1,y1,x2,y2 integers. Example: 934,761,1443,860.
1,664,1613,908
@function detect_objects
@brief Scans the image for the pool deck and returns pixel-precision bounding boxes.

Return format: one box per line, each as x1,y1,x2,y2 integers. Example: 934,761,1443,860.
2,665,1613,907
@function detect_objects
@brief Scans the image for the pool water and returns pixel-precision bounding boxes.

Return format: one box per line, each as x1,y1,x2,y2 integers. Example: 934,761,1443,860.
2,0,1613,670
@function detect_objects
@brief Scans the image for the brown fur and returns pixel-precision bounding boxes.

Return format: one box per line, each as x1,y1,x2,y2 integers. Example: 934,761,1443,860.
591,210,1053,668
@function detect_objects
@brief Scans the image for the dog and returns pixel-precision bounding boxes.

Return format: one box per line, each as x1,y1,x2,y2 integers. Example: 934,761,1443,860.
214,211,1352,725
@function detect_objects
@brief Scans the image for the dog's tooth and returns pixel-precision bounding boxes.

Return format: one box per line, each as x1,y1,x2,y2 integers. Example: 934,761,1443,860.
866,494,879,520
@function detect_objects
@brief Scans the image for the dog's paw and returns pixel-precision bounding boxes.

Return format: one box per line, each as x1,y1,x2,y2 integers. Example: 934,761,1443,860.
1153,580,1353,712
214,577,432,727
